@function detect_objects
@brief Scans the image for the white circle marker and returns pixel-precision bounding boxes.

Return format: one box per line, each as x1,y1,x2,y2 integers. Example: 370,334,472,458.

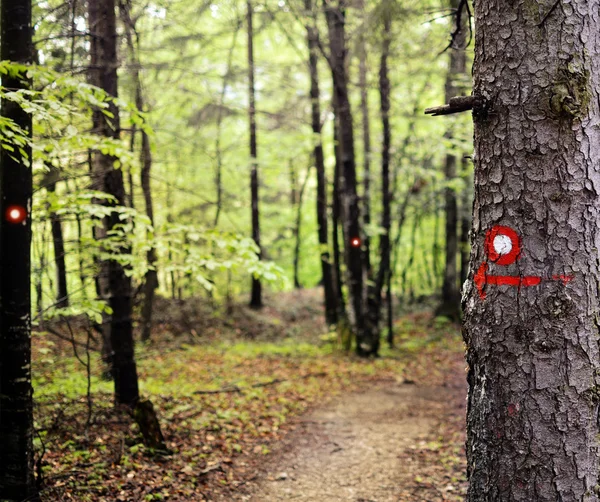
493,234,512,255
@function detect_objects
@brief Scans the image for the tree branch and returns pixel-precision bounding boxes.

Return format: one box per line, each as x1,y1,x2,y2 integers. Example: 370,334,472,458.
424,95,481,116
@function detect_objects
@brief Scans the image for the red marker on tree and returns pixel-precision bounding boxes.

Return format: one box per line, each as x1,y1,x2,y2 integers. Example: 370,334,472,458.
350,237,361,248
5,205,27,224
475,225,573,299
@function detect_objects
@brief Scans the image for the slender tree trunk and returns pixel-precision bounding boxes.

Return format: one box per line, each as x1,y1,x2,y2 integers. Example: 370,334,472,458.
385,273,393,347
358,20,372,276
462,1,600,499
293,166,312,290
45,169,69,308
438,0,467,320
305,0,337,324
331,98,345,315
369,11,392,355
36,224,46,320
0,0,38,498
247,0,262,309
431,184,441,283
325,0,373,356
120,0,158,342
88,0,139,406
139,129,158,342
290,159,300,287
214,22,240,227
50,195,69,307
289,158,298,206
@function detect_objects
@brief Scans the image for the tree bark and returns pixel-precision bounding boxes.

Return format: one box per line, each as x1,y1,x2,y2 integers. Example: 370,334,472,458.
463,1,600,499
0,0,38,499
325,0,373,356
460,158,471,288
247,0,262,309
438,0,467,320
88,0,139,406
305,0,338,324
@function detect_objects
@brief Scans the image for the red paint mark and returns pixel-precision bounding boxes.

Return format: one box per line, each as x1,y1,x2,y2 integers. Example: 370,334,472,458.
552,274,574,285
485,225,521,265
5,205,27,224
474,262,541,300
507,403,518,417
474,263,488,299
350,237,361,248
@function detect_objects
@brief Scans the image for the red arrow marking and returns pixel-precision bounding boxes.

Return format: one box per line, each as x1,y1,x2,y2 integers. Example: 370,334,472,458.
475,263,544,300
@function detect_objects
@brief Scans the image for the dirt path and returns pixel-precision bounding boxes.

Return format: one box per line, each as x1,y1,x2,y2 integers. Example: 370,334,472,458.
236,357,467,502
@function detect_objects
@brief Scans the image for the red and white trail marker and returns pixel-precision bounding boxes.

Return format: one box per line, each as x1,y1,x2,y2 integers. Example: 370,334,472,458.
474,225,573,300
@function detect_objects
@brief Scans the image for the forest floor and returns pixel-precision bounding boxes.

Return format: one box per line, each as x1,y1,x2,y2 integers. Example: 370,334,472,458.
34,289,467,501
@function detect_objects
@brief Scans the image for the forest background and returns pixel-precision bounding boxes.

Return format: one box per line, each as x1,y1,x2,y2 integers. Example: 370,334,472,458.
0,0,473,500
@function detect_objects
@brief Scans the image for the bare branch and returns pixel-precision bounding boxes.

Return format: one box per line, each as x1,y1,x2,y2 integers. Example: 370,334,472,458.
424,95,481,116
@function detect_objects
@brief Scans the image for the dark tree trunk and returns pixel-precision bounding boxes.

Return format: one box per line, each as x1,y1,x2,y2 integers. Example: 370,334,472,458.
369,11,393,355
88,0,139,406
358,20,372,276
438,0,467,320
247,0,262,309
331,98,345,315
325,0,373,356
305,0,338,324
139,128,158,343
47,175,69,308
289,158,298,206
462,0,600,499
385,273,393,348
0,0,38,499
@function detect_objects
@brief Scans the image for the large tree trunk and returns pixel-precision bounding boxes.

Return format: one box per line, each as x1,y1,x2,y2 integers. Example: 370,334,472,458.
325,0,374,356
463,1,600,499
88,0,139,406
438,0,467,320
0,0,38,499
305,0,338,324
247,0,262,309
